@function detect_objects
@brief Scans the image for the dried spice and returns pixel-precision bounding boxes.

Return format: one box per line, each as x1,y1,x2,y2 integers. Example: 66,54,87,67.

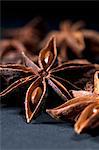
1,37,78,123
0,39,38,64
40,20,99,63
2,17,46,55
40,20,85,63
46,71,99,134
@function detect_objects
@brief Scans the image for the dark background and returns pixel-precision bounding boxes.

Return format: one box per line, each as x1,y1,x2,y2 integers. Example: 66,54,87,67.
1,1,99,150
1,1,99,29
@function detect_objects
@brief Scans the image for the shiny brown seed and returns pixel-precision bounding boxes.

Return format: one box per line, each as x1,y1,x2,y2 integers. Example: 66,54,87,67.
31,87,42,105
44,51,53,65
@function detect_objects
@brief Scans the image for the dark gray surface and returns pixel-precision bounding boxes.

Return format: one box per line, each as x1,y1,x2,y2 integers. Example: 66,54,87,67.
0,106,99,150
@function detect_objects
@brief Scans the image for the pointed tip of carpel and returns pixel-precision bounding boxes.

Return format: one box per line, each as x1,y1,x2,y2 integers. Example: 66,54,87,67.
74,125,82,134
26,118,31,123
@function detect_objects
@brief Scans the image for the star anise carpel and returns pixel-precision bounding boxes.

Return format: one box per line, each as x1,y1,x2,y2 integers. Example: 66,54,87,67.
46,71,99,134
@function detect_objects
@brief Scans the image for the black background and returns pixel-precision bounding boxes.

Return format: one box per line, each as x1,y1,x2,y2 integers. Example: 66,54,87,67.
1,1,99,29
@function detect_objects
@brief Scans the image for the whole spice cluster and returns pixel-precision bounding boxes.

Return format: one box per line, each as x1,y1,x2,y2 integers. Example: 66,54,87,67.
0,17,99,134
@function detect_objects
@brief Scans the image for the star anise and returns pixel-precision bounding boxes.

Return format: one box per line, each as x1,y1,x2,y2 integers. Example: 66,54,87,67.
0,39,38,64
0,37,75,123
40,20,85,63
40,20,99,63
46,71,99,134
2,17,45,55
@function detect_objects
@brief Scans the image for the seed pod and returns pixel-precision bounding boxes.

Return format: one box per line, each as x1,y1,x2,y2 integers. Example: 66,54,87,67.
31,87,42,105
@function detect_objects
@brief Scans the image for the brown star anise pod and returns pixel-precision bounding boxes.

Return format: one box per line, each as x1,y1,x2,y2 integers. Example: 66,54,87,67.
40,20,85,63
40,20,99,63
0,37,75,123
46,71,99,134
0,39,38,64
2,17,45,55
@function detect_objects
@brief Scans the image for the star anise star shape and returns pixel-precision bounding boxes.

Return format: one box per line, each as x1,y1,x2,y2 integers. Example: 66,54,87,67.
0,37,75,123
40,20,99,63
40,20,85,62
46,71,99,134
